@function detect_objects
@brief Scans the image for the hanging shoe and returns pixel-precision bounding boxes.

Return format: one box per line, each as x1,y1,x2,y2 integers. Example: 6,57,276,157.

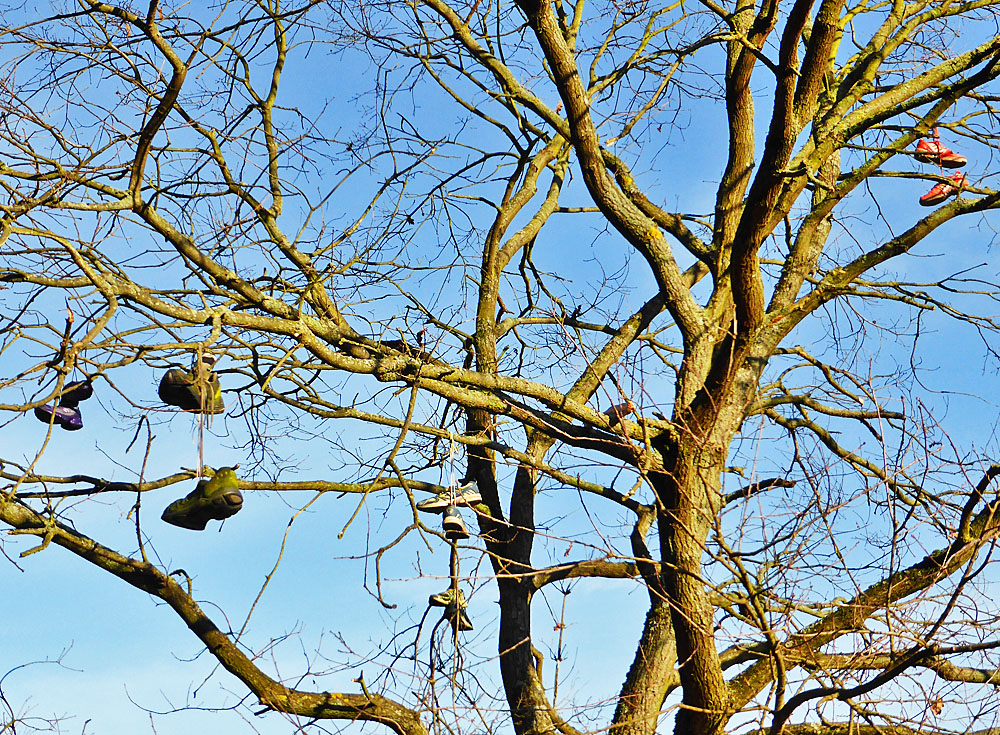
445,593,474,633
919,173,966,206
448,604,474,633
158,368,225,414
33,404,83,431
605,401,636,427
416,481,482,514
33,380,93,431
442,504,470,540
429,588,462,607
60,380,94,407
161,466,243,530
915,139,966,168
429,589,473,632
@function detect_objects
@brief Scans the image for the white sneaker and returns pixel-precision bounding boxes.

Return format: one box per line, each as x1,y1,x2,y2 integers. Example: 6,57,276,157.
416,481,482,513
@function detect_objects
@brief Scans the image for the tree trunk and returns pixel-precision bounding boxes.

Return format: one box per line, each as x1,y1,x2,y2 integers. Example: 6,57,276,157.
649,371,760,735
612,598,678,735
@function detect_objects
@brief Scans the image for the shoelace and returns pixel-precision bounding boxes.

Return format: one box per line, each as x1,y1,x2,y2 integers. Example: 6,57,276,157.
932,126,944,176
447,431,458,505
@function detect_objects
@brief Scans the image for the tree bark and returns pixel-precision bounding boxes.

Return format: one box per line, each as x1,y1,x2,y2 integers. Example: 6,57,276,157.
611,598,678,735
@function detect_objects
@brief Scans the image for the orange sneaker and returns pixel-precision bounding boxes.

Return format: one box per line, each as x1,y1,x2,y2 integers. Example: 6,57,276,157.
919,173,966,206
915,139,967,168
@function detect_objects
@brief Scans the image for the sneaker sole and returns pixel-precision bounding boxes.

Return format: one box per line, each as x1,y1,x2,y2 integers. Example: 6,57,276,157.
915,152,966,167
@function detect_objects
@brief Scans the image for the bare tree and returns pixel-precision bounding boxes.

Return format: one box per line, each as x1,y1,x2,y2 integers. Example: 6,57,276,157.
4,1,1000,734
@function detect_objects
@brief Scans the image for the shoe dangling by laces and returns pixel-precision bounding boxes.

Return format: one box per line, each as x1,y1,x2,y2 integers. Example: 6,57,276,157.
442,433,471,540
914,126,967,169
158,349,225,415
161,465,244,531
189,346,220,479
435,539,474,635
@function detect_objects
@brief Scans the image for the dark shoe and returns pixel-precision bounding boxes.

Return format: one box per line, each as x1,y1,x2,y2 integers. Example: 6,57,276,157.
33,380,93,430
158,368,225,414
34,404,83,431
60,380,94,408
445,592,473,633
447,604,474,632
162,466,242,530
604,401,636,427
915,139,966,168
920,172,966,206
416,481,482,513
429,589,473,632
442,504,470,540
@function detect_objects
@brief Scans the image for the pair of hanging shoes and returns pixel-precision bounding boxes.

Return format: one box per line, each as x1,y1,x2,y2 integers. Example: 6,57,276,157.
34,380,93,431
416,481,481,541
158,354,225,414
429,588,474,632
915,139,967,206
161,466,243,530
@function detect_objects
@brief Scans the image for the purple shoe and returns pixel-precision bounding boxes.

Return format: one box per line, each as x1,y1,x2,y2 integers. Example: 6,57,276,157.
33,380,92,431
60,380,94,408
34,404,83,431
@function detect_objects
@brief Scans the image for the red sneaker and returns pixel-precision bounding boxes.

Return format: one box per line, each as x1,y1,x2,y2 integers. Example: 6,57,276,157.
919,173,966,206
915,139,967,168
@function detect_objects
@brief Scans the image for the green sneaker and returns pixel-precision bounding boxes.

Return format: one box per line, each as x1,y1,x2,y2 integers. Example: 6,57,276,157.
429,588,465,607
161,467,242,530
428,588,473,632
158,368,225,414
